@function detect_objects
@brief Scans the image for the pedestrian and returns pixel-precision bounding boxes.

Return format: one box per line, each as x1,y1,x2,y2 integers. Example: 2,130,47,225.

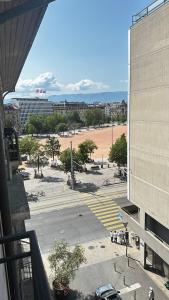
121,230,125,244
110,231,113,243
148,287,154,300
113,230,117,243
125,228,129,245
118,230,122,244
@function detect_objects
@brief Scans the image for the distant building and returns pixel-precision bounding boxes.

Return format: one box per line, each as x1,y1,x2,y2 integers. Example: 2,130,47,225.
105,100,127,120
4,103,21,133
13,97,53,130
53,100,88,120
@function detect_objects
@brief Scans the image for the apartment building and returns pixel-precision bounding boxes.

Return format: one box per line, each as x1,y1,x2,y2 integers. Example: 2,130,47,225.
105,100,127,120
53,100,88,120
123,0,169,278
13,97,53,130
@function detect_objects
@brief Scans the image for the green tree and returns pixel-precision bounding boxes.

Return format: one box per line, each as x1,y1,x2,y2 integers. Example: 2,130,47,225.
66,111,82,124
48,240,86,289
78,139,97,163
46,113,65,133
109,133,127,166
84,109,104,126
60,148,81,173
19,136,39,158
56,123,68,134
45,137,61,160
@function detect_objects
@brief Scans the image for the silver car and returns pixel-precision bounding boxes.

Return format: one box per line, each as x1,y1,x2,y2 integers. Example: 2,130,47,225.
95,283,121,300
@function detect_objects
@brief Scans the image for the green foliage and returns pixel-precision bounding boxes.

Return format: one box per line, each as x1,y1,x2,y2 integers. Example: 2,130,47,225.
45,137,61,160
109,133,127,166
56,123,68,133
84,109,105,126
46,112,65,133
60,148,81,173
48,240,86,287
78,139,98,163
66,111,82,124
19,136,39,157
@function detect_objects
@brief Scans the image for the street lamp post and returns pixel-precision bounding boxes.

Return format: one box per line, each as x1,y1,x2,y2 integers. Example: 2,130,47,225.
70,141,74,190
112,121,114,144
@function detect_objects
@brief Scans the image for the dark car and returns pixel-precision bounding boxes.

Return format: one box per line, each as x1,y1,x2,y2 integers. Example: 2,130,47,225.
95,284,121,300
19,171,30,180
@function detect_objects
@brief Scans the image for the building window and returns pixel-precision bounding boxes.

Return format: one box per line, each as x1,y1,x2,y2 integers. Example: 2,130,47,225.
145,214,169,246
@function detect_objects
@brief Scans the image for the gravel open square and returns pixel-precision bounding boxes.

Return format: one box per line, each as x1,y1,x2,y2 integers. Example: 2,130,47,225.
57,125,127,159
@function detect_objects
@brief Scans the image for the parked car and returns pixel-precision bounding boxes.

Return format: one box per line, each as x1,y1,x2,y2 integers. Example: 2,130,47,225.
18,171,30,180
95,283,121,300
91,165,100,170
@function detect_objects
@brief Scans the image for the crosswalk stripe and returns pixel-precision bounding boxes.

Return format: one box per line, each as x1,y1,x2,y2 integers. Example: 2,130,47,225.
82,192,124,232
87,202,117,209
107,223,125,230
98,213,119,220
95,208,119,217
92,206,120,213
101,219,122,226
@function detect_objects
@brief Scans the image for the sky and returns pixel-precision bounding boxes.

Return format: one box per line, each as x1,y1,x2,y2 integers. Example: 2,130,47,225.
14,0,152,97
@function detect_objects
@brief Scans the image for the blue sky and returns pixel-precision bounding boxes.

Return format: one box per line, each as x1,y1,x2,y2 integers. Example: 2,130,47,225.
15,0,151,96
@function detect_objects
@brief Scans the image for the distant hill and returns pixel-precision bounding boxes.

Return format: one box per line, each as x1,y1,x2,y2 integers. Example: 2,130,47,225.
49,91,127,103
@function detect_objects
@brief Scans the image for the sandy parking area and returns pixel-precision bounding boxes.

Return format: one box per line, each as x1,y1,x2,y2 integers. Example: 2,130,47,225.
41,125,127,159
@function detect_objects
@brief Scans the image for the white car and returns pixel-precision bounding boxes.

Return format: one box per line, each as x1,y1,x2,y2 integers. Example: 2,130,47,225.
95,283,121,300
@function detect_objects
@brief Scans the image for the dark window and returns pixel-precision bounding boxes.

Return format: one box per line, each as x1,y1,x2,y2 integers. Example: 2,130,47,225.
145,214,169,245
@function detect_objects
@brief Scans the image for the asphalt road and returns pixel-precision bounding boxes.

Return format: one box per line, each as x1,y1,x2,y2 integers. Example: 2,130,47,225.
69,256,169,300
26,205,108,253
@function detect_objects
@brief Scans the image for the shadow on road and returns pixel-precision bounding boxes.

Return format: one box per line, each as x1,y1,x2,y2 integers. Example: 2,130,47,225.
76,182,99,193
86,170,103,175
40,176,64,183
67,290,94,300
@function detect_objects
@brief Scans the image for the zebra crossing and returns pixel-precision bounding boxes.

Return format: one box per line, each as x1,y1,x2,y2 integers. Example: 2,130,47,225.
83,193,125,232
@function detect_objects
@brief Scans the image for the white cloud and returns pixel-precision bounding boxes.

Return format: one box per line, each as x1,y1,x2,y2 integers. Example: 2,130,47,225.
16,72,63,93
16,72,110,95
65,79,109,92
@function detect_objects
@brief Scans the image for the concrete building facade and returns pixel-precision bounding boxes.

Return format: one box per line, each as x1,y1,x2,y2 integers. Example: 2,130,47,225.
53,100,88,120
4,104,21,133
13,97,53,130
105,100,127,120
126,0,169,278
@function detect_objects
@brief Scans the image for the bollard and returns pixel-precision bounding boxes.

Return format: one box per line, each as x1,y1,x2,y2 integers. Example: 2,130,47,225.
114,262,117,272
123,276,126,286
128,257,130,267
134,290,136,299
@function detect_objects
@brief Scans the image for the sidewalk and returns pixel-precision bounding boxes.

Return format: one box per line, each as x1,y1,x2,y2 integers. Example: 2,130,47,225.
42,236,169,298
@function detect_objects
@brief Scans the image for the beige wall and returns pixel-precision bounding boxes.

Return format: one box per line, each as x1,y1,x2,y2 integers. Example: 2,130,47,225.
129,3,169,229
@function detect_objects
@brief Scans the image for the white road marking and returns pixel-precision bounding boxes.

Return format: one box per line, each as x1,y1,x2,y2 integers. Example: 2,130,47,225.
120,283,141,295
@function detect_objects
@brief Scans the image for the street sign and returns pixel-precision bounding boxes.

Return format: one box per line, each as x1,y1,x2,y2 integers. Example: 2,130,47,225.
118,213,123,221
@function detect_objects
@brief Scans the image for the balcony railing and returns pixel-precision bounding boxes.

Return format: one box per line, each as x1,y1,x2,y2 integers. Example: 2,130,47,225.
132,0,169,25
0,230,52,300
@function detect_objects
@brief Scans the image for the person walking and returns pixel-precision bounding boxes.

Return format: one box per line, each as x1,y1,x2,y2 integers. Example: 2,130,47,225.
110,231,113,243
113,230,117,243
118,230,122,244
148,287,154,300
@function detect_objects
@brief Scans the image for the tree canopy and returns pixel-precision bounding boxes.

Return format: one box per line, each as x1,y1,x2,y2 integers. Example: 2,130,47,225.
59,148,81,173
19,136,39,157
78,139,97,163
45,137,61,160
48,240,86,287
109,133,127,166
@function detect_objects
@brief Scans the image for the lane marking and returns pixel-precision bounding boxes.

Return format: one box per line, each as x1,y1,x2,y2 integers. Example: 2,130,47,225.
95,208,120,217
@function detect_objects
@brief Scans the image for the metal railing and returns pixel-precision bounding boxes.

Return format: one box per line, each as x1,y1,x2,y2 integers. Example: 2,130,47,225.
132,0,169,25
0,230,52,300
